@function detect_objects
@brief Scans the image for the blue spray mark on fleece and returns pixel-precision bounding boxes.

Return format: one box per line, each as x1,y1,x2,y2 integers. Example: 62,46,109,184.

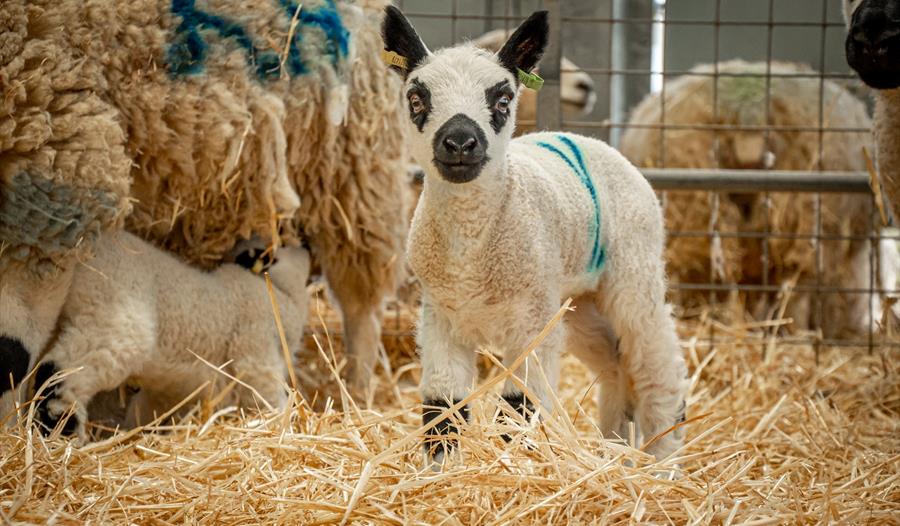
279,0,350,71
167,0,281,79
167,0,349,79
536,135,606,273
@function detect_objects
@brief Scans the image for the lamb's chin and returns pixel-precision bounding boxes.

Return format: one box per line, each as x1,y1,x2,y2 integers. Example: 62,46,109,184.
433,160,487,184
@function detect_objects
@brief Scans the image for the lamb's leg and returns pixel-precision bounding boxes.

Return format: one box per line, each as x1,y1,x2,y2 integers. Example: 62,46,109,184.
498,298,564,441
34,321,152,441
0,266,75,426
564,295,632,443
418,303,476,466
597,262,688,461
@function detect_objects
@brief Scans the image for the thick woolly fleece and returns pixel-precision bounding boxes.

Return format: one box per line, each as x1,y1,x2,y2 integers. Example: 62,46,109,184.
1,0,408,391
32,231,310,440
620,60,887,338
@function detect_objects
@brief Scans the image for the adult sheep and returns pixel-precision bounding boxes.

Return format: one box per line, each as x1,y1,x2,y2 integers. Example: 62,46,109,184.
32,232,310,441
619,60,887,337
0,0,406,399
845,0,900,222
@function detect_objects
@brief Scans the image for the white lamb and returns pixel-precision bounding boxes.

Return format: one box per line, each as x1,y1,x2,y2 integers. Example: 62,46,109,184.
32,231,310,440
381,7,688,463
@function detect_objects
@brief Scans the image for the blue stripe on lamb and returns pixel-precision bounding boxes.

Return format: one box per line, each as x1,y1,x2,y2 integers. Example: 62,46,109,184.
536,135,606,273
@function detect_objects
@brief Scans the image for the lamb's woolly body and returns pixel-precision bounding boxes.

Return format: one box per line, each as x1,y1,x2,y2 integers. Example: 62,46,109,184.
619,60,885,336
1,0,407,391
392,26,687,461
34,231,309,439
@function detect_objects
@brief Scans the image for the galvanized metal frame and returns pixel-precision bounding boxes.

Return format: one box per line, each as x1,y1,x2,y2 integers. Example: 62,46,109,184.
393,0,895,355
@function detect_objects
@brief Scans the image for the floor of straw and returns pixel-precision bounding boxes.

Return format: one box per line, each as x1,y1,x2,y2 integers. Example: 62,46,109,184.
1,293,898,525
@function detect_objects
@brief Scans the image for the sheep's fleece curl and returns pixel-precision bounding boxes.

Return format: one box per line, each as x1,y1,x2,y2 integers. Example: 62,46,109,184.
2,0,406,270
1,0,407,391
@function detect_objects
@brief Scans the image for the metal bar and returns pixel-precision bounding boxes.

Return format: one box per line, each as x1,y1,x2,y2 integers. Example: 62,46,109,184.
406,168,871,194
673,283,899,295
642,169,872,193
563,68,858,79
536,0,562,130
397,12,846,28
563,122,870,133
667,230,900,243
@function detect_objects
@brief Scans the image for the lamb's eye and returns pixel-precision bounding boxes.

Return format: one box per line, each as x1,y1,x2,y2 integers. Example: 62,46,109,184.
409,93,425,114
495,94,511,113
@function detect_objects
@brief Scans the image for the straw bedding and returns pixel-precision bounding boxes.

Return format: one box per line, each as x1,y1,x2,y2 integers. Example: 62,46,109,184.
2,293,898,524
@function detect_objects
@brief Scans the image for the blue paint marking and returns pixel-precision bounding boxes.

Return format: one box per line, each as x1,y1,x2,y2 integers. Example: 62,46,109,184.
167,0,349,80
167,0,281,79
536,135,606,273
280,0,350,69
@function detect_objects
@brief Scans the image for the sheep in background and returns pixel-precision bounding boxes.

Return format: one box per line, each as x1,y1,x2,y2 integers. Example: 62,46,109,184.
845,0,900,222
619,60,890,337
1,0,407,396
32,232,310,440
382,7,687,464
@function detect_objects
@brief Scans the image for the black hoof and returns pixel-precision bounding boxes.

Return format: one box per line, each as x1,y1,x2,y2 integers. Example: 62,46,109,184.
422,398,468,458
499,392,535,443
34,362,78,436
0,335,29,395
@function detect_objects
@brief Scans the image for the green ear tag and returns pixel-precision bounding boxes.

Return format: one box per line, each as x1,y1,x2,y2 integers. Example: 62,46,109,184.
517,69,544,91
381,50,409,70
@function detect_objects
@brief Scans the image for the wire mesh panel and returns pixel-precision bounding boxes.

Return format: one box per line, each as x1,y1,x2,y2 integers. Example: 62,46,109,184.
390,0,897,353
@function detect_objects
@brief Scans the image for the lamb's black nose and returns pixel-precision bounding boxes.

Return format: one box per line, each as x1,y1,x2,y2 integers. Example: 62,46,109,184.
433,113,487,166
432,113,489,183
442,133,478,155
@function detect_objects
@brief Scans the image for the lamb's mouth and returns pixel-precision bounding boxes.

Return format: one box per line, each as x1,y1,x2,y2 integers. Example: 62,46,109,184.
561,95,596,115
433,159,488,184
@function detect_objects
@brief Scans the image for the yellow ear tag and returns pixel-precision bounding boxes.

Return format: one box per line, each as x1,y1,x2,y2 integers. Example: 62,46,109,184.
251,258,265,275
381,50,409,70
517,69,544,91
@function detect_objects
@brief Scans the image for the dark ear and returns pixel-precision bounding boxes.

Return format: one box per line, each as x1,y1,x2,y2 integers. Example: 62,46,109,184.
382,6,429,78
497,11,549,77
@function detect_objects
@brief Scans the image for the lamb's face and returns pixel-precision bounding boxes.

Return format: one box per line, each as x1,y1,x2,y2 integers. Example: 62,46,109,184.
403,48,517,184
382,7,549,184
844,0,900,89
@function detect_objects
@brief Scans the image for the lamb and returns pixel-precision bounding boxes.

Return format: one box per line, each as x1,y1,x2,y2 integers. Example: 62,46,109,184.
845,0,900,222
1,0,407,398
382,7,688,463
31,231,310,440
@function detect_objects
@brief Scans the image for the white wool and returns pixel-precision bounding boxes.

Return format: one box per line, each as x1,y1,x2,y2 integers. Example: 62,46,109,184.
403,41,687,461
30,232,310,441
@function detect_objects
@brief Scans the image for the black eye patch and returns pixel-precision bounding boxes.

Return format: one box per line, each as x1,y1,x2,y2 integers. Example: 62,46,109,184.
485,80,515,133
407,78,432,132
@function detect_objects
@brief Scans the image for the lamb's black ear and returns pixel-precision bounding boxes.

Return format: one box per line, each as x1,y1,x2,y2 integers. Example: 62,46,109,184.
497,11,549,77
382,6,429,78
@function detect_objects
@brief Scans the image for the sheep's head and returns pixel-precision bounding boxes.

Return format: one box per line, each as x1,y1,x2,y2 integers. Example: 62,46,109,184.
844,0,900,89
381,7,549,184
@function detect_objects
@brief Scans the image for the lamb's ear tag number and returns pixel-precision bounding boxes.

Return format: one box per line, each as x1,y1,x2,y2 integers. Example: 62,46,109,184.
518,69,544,91
381,50,409,70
